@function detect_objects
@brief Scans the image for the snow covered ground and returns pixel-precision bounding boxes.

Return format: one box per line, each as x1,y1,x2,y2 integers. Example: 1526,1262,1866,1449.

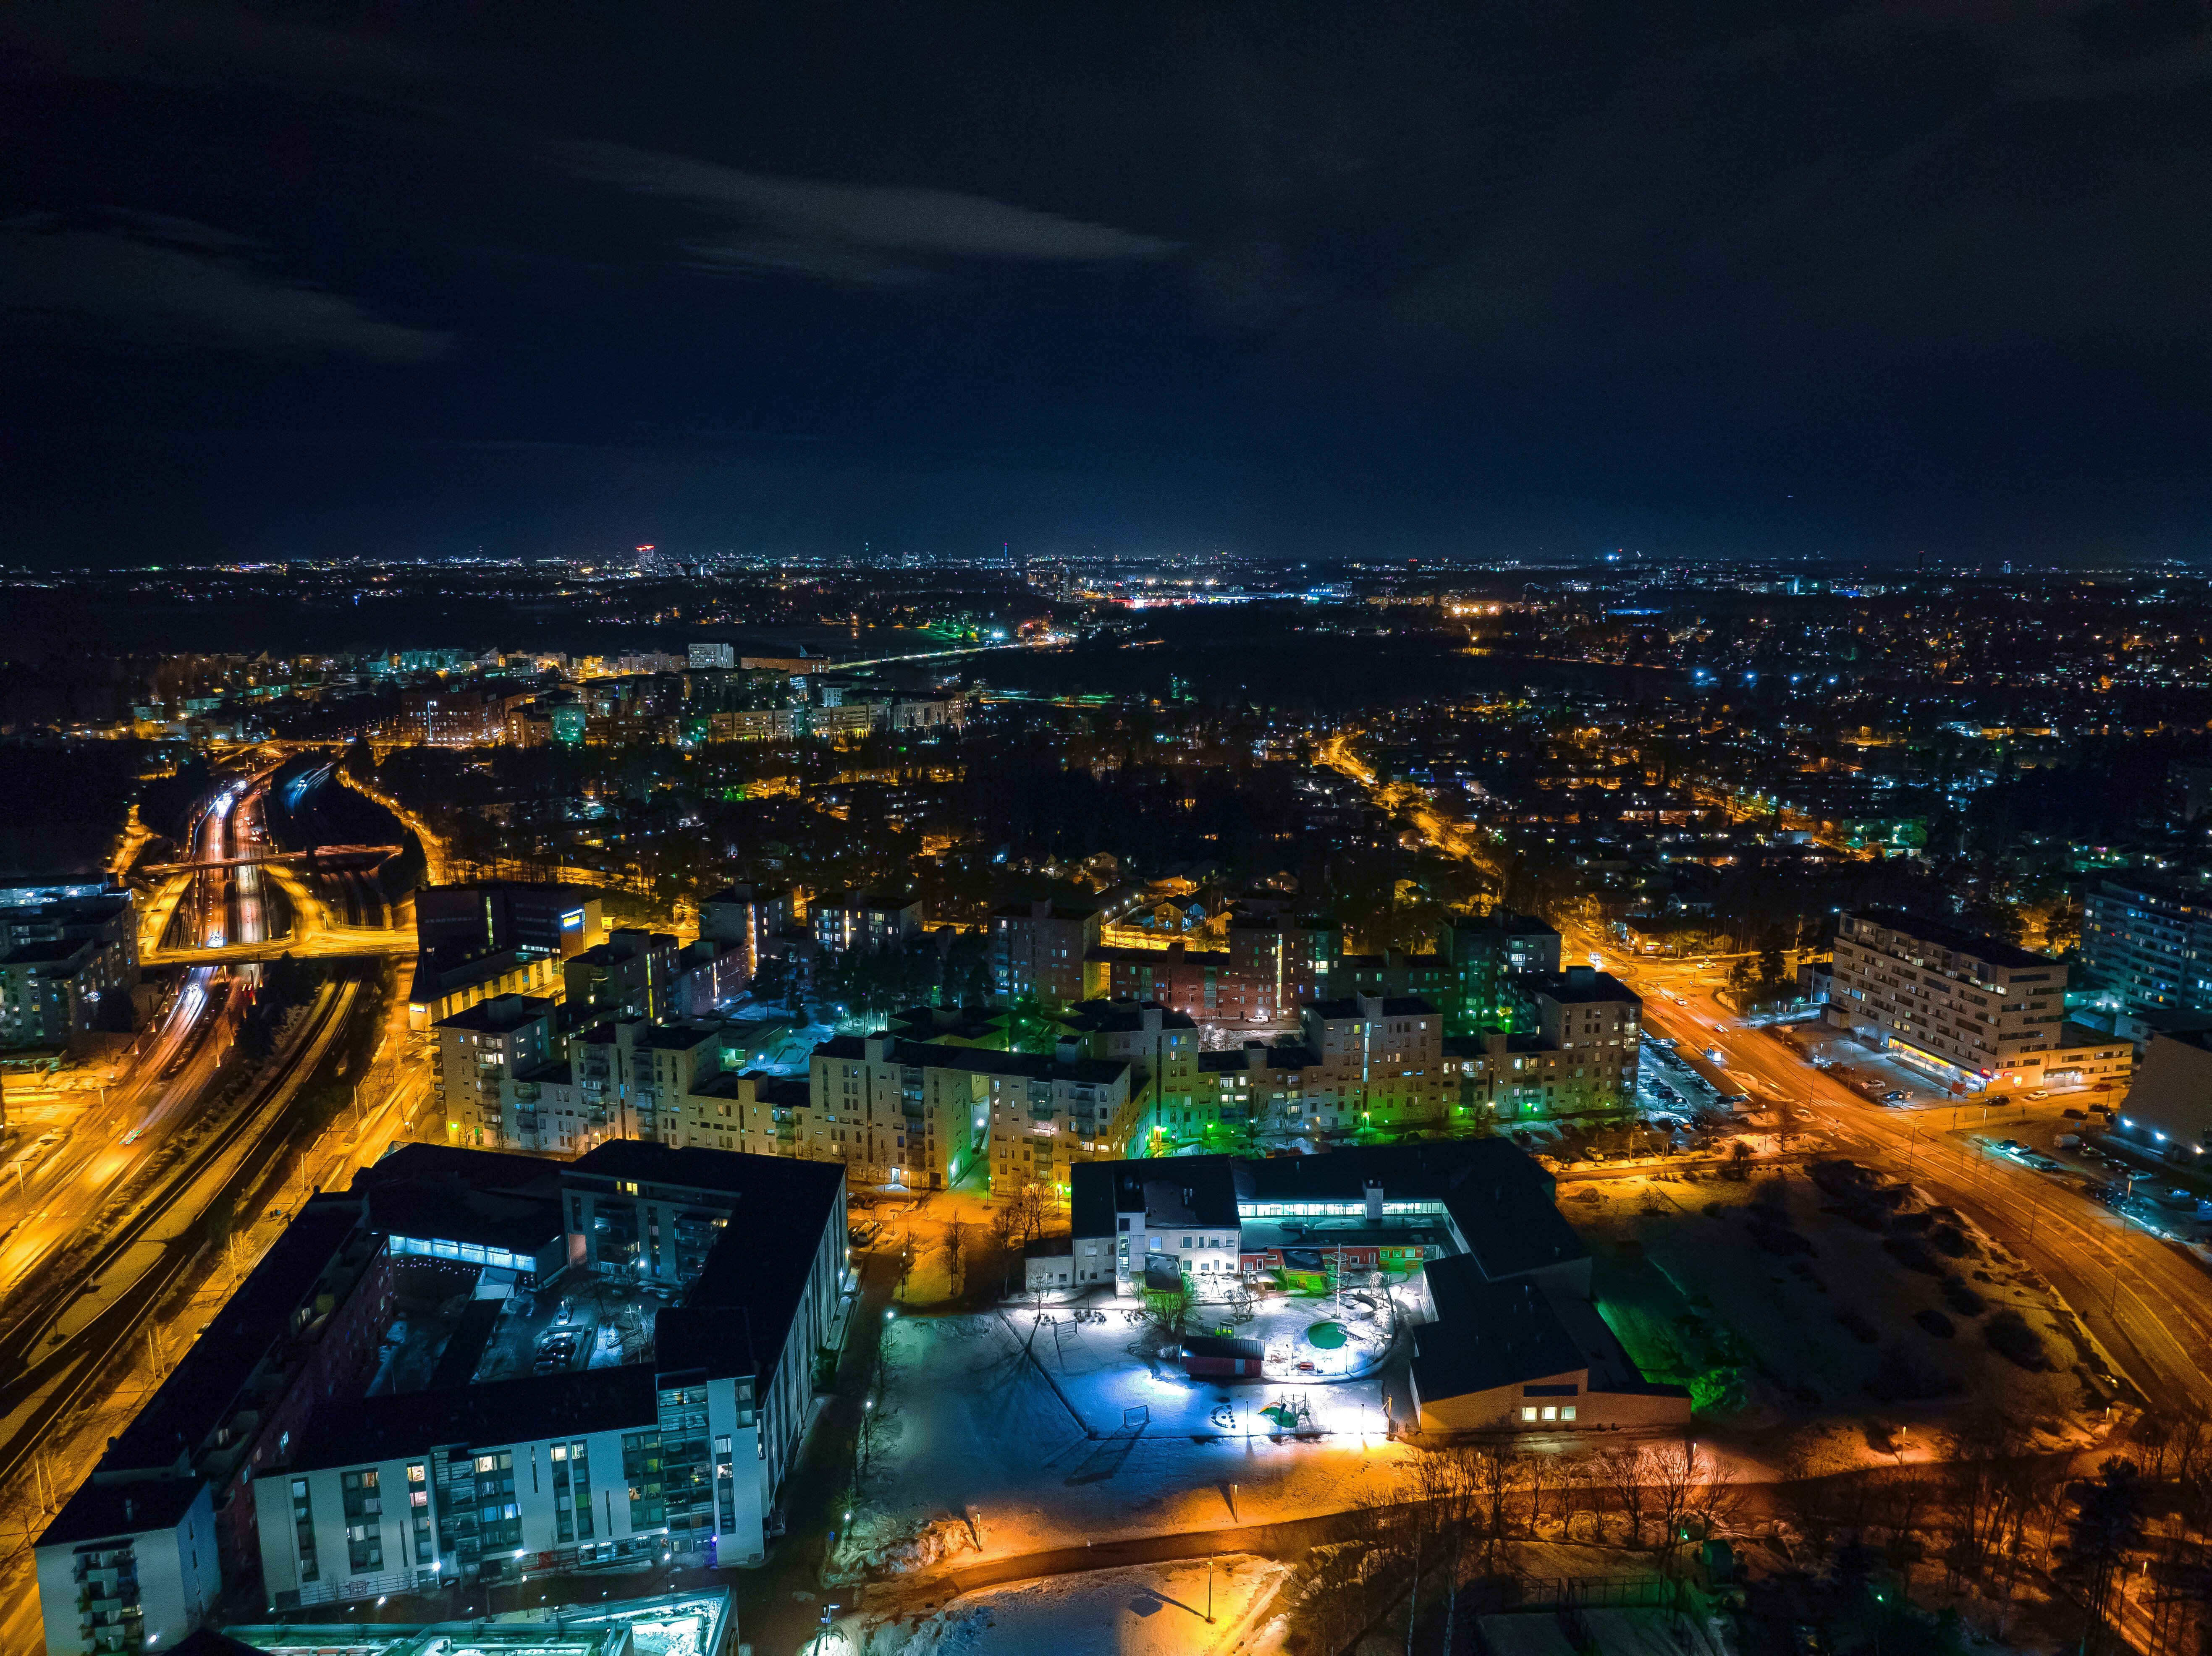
998,1306,1397,1434
852,1555,1291,1656
846,1313,1413,1575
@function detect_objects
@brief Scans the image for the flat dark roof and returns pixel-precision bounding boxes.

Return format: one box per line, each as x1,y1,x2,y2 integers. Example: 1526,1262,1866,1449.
291,1365,660,1473
102,1198,365,1475
1845,908,2055,972
1410,1257,1584,1404
39,1474,206,1549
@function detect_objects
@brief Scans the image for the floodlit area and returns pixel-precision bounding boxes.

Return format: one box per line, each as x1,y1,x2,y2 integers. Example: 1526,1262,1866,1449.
843,1311,1410,1576
857,1555,1291,1656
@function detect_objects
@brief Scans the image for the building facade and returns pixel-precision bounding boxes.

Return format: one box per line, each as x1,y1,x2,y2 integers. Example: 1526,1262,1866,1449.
432,995,557,1148
2081,877,2212,1018
988,898,1101,1007
811,891,921,954
1829,908,2132,1091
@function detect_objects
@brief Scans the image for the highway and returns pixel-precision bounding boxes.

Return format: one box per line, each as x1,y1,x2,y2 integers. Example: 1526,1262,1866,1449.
0,770,402,1655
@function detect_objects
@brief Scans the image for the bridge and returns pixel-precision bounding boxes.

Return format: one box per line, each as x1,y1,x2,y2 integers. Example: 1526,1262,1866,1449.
142,926,419,966
139,844,404,875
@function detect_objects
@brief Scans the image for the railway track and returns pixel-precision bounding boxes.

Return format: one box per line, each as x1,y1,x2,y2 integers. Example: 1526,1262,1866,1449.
0,977,359,1491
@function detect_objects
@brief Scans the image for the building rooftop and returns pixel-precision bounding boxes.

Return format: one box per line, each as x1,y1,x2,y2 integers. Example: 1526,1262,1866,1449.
100,1197,367,1477
1308,996,1441,1020
991,899,1102,921
1410,1256,1584,1403
0,940,89,968
292,1364,662,1473
38,1476,206,1549
1845,907,2057,972
1533,967,1639,1005
433,994,556,1035
1055,999,1201,1035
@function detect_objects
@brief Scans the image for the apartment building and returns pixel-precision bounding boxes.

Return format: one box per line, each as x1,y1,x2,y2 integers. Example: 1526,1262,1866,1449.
2081,877,2212,1018
1053,999,1200,1133
0,888,140,1049
1301,995,1447,1128
563,928,678,1020
811,890,921,954
432,995,557,1147
1829,908,2132,1090
699,884,791,978
1082,913,1344,1025
1525,966,1641,1111
806,1031,1132,1194
36,1484,223,1656
404,945,563,1032
988,898,1102,1006
1443,909,1562,1032
223,1142,849,1610
398,684,525,746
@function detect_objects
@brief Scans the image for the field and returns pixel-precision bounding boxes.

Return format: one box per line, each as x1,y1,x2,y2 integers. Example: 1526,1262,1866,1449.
1569,1165,2104,1447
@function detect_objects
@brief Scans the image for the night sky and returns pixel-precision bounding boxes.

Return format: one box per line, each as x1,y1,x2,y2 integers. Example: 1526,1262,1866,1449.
7,2,2212,565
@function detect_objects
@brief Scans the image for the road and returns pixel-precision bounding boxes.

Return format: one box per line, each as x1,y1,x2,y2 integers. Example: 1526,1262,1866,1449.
0,771,397,1656
0,777,268,1308
1318,729,2212,1415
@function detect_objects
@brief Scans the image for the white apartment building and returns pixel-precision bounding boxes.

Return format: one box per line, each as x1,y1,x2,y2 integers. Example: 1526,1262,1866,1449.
1830,908,2131,1090
36,1483,222,1656
432,994,557,1148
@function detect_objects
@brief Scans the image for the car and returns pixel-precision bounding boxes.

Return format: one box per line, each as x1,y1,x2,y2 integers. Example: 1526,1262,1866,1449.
2027,1089,2049,1100
1883,1090,1908,1102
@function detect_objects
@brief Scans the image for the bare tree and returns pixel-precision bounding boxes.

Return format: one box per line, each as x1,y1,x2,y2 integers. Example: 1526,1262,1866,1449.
1004,1183,1054,1246
1646,1439,1704,1571
1942,1418,2025,1593
1524,1448,1559,1536
941,1216,968,1296
1598,1445,1649,1549
1557,1452,1598,1542
1461,1439,1524,1570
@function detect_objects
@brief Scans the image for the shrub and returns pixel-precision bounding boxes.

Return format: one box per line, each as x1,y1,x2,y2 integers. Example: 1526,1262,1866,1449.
1929,1223,1973,1257
1837,1306,1880,1344
1883,1233,1943,1275
1745,1211,1814,1255
1941,1277,1987,1317
1985,1308,2050,1371
1870,1339,1963,1401
1913,1308,1955,1338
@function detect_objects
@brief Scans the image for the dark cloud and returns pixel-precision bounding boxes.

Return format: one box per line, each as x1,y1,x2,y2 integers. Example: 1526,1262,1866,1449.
6,0,2212,560
3,215,455,362
569,142,1178,285
0,0,446,88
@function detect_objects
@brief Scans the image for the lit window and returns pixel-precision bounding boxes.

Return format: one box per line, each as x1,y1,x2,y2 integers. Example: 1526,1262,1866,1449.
1521,1407,1538,1422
